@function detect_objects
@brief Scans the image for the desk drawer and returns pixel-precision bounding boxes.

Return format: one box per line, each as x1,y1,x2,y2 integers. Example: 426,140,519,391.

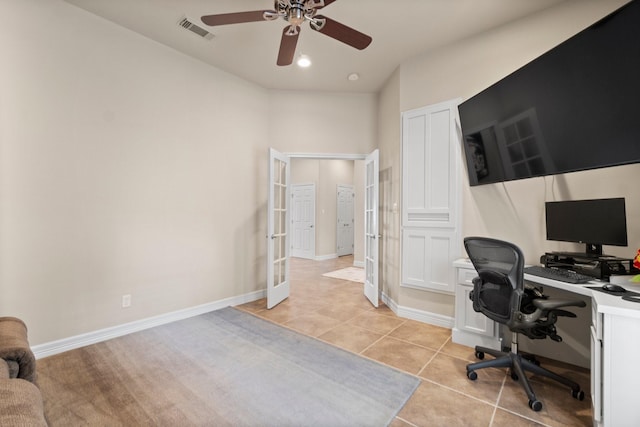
457,268,477,285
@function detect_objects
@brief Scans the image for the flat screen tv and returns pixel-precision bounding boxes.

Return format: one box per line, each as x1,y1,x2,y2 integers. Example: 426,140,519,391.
545,198,628,257
458,0,640,186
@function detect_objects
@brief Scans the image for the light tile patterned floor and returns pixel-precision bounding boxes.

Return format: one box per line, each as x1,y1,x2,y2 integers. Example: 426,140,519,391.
237,256,592,427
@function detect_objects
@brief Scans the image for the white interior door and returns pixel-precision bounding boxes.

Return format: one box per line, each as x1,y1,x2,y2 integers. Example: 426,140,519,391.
267,148,290,309
336,184,354,257
291,183,315,259
364,150,379,307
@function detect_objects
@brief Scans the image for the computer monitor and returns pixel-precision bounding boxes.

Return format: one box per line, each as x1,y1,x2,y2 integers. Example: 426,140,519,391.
545,198,628,257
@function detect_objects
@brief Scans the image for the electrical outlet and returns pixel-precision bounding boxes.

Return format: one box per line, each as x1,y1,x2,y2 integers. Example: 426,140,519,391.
122,294,132,308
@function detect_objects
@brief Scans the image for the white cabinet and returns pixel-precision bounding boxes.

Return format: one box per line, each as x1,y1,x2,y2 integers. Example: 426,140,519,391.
401,100,462,294
452,260,501,350
590,300,602,426
595,309,640,427
588,293,640,427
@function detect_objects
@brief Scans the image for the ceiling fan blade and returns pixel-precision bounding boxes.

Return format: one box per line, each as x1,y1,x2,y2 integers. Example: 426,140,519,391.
310,16,372,50
277,26,300,66
201,10,271,26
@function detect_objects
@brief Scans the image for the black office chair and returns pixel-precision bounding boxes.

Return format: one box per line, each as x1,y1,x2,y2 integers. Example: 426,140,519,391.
463,237,586,412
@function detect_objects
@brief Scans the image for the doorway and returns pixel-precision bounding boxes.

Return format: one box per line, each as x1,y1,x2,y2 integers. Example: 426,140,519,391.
290,158,360,262
267,151,379,309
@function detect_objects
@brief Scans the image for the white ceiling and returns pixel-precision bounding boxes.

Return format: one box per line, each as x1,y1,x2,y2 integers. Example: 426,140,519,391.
63,0,568,93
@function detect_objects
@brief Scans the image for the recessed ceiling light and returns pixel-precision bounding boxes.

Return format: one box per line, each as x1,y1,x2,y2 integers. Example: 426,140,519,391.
347,73,360,81
297,55,311,68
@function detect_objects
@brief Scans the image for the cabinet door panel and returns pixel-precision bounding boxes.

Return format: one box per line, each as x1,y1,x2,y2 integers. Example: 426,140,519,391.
402,103,459,227
402,228,456,294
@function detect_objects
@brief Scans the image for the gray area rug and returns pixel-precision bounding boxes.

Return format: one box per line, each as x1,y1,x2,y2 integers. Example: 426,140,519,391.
38,307,420,426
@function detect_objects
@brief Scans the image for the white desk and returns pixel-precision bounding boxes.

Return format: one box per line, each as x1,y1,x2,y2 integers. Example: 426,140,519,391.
453,258,640,427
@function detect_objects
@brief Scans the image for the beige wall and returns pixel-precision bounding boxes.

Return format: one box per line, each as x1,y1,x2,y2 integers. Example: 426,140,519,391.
378,0,635,317
0,0,269,344
268,90,377,154
0,0,375,345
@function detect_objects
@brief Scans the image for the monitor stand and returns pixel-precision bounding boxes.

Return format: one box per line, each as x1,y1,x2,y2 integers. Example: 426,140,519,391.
585,243,603,257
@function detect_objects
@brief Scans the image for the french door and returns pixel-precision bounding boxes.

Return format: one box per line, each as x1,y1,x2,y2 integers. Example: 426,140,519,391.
267,148,290,309
363,150,379,307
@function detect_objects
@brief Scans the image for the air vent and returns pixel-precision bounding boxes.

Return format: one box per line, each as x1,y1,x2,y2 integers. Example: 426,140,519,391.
178,16,214,40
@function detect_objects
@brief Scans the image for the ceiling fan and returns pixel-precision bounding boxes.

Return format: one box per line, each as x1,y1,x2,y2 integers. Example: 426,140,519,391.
201,0,372,66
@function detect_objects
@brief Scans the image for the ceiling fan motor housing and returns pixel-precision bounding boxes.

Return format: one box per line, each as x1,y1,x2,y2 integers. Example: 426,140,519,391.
287,3,306,26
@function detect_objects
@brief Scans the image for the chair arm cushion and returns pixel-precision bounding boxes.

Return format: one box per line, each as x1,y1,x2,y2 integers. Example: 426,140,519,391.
0,317,37,383
0,359,9,379
0,378,48,426
532,298,586,311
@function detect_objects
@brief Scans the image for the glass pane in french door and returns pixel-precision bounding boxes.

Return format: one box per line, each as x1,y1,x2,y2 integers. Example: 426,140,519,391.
272,158,288,289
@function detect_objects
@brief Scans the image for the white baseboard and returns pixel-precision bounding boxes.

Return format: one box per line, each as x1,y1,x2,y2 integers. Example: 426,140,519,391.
397,306,454,329
381,292,454,329
381,292,398,312
315,253,338,261
33,288,452,359
32,289,266,359
353,260,364,268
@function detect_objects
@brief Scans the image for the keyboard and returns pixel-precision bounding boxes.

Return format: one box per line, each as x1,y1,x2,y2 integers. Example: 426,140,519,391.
524,265,594,284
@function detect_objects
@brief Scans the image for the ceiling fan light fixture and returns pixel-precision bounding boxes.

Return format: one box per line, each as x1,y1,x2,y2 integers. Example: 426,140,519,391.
263,10,280,21
297,55,312,68
309,17,326,31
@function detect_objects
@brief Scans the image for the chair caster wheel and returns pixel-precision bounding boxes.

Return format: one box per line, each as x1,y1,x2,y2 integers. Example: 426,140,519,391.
572,389,585,401
475,351,485,360
523,354,540,366
467,370,477,381
529,399,543,411
510,372,518,381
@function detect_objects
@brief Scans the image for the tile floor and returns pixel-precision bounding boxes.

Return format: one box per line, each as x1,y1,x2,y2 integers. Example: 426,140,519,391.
237,256,592,427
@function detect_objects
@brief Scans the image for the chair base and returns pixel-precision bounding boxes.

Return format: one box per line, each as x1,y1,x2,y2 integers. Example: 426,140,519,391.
466,345,585,411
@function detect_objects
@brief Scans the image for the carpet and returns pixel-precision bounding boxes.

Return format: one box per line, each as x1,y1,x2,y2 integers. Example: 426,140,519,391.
322,266,365,283
38,307,419,426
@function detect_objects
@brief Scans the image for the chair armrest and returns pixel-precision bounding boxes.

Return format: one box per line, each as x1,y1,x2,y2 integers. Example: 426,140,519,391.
515,298,586,326
532,298,586,311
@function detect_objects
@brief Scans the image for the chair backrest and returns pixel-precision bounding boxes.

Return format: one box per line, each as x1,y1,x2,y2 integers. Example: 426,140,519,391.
463,237,525,326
